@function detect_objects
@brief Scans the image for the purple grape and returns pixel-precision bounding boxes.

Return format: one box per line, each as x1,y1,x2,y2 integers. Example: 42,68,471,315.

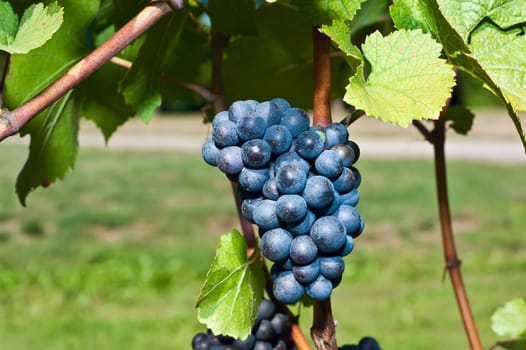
263,125,293,155
213,119,239,148
255,320,276,341
310,216,346,253
216,146,243,175
305,275,333,301
241,139,271,168
273,270,305,304
276,194,307,223
332,167,356,193
289,235,318,265
315,150,344,179
275,164,307,195
330,144,356,168
302,176,334,209
237,114,266,141
253,200,280,230
294,130,324,160
260,228,293,262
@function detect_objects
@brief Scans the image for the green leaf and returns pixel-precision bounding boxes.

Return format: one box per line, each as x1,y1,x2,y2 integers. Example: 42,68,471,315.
436,0,526,41
119,9,188,123
0,1,18,47
290,0,366,25
495,338,526,350
0,2,64,54
444,105,475,135
470,24,526,111
344,29,455,126
492,298,526,338
223,3,349,108
196,230,264,339
349,0,390,34
319,20,362,75
390,0,429,32
111,0,150,28
208,0,257,36
16,93,79,206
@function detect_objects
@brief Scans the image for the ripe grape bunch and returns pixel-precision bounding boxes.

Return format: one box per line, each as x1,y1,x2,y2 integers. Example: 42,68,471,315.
202,98,364,304
192,299,296,350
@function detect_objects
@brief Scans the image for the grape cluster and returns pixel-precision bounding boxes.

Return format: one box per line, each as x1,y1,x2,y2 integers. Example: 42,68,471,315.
192,299,296,350
339,336,382,350
202,98,364,304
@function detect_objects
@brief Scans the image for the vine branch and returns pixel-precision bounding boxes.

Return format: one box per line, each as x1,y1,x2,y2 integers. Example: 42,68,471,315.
311,27,337,350
0,1,175,142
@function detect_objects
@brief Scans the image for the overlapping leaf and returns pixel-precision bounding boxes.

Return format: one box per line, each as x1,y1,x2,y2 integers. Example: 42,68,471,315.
492,298,526,338
291,0,366,25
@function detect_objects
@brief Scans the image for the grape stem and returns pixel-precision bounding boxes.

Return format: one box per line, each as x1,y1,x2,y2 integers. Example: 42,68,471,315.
311,27,338,350
0,1,175,142
413,114,483,350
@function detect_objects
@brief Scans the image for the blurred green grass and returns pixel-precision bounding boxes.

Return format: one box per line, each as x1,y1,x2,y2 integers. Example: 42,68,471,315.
0,145,524,349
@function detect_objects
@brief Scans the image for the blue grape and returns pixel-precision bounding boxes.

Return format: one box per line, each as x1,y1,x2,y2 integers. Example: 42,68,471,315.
270,313,289,335
241,198,262,222
254,341,273,350
302,176,334,209
275,152,310,174
260,228,292,261
324,123,349,148
262,178,279,200
273,270,305,304
347,140,361,164
213,119,239,148
332,167,356,193
319,256,345,281
292,258,320,284
275,164,307,195
212,110,229,127
263,125,293,155
192,333,208,349
340,189,360,207
286,210,315,236
253,200,280,230
255,299,276,321
314,190,340,217
294,130,324,160
241,139,272,169
229,100,252,123
237,114,266,141
289,235,318,265
330,144,356,168
279,258,293,270
239,168,269,193
274,340,287,350
270,97,290,112
315,150,344,179
356,215,365,238
280,108,310,137
233,335,256,350
254,101,281,127
339,235,355,256
305,275,333,301
358,336,382,350
216,146,244,175
245,99,259,109
310,216,346,253
276,194,307,223
351,166,361,188
334,205,362,235
254,320,275,341
202,138,220,166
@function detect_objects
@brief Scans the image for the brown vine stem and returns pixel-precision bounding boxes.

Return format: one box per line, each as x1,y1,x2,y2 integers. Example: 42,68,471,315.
311,27,337,350
0,1,175,142
431,114,484,350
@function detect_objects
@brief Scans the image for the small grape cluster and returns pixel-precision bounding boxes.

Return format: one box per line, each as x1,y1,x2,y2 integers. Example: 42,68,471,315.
191,299,296,350
339,336,382,350
202,98,364,304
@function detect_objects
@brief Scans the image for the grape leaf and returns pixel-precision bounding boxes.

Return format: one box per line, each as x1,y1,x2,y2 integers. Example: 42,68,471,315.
319,20,362,74
344,29,455,126
436,0,526,41
495,338,526,350
390,0,429,32
119,9,188,123
470,24,526,111
196,230,264,339
208,0,257,35
491,298,526,338
0,2,63,54
290,0,366,25
349,0,390,34
3,0,100,205
444,105,475,135
0,1,18,47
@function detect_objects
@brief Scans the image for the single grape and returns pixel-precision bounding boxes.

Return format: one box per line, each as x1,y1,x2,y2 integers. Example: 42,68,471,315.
245,99,259,109
208,335,222,347
193,338,208,350
273,339,287,350
192,333,208,348
314,190,340,217
347,140,360,164
213,119,239,148
276,194,308,223
241,198,262,222
275,164,307,195
319,256,345,281
252,200,280,230
314,150,344,179
280,108,310,137
286,210,315,236
237,114,266,141
310,216,346,253
289,235,318,265
339,235,355,256
293,258,320,284
260,228,293,262
254,101,281,127
256,299,276,322
202,138,220,166
294,130,324,160
241,139,272,169
274,152,310,174
324,123,349,148
233,335,256,350
270,313,289,335
255,320,276,341
339,189,360,207
351,166,361,188
358,336,382,350
229,100,253,123
305,275,333,301
212,110,229,127
262,178,279,200
254,341,273,350
332,167,356,194
273,270,305,304
216,146,244,175
334,205,362,235
330,144,356,168
302,176,334,209
239,168,269,193
270,97,291,112
263,125,293,155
